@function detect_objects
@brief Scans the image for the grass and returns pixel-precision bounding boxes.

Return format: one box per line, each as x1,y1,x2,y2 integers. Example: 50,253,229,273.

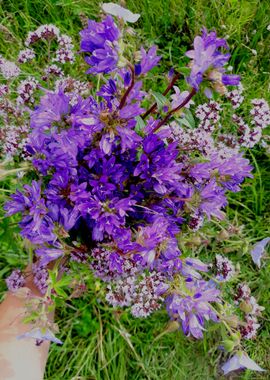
0,0,270,379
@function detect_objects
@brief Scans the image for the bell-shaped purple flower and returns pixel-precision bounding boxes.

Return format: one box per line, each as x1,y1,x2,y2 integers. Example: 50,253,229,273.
80,16,120,74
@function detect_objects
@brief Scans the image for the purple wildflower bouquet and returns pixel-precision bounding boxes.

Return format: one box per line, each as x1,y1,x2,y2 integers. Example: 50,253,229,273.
2,3,270,375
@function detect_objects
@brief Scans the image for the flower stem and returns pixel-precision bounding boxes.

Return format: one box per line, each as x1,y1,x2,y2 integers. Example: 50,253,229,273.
119,65,135,109
142,72,181,119
152,88,196,133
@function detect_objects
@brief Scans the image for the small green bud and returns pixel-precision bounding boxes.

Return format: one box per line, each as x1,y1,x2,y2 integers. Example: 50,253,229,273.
223,339,235,352
223,315,239,328
188,236,202,246
164,320,180,333
218,230,230,241
231,332,241,344
223,247,236,253
240,301,253,313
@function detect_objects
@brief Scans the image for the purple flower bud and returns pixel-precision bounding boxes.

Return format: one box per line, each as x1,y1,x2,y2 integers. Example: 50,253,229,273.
135,64,142,76
222,74,241,86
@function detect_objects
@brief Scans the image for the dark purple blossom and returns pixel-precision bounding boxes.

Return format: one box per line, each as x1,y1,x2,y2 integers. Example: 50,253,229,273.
80,16,120,74
35,246,64,266
4,181,57,245
135,217,181,271
134,134,183,194
222,74,241,86
76,195,136,240
190,153,253,192
30,90,69,130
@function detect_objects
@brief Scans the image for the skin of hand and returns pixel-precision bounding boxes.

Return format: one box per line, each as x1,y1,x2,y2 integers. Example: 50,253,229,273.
0,268,52,380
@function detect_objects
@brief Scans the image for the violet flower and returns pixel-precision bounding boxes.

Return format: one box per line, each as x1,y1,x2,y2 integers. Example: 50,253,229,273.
186,28,240,91
166,279,220,339
138,46,161,75
221,352,265,375
250,237,270,267
80,16,120,74
17,328,63,345
197,179,227,219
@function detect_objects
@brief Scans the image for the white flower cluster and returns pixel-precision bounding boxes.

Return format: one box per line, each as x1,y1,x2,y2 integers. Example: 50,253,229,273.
106,271,165,317
53,49,75,64
226,83,244,109
57,34,73,48
25,25,74,65
0,56,20,79
106,276,136,307
230,98,270,148
44,64,64,79
90,247,140,282
25,24,60,46
18,48,35,64
130,272,165,318
233,114,262,148
171,122,215,153
17,76,39,105
216,136,240,160
53,34,75,64
0,84,9,96
235,283,264,340
215,254,235,281
250,99,270,129
1,124,29,158
241,315,260,339
195,101,222,132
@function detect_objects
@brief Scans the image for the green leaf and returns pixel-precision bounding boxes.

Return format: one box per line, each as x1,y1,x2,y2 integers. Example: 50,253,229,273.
58,274,71,286
151,91,169,110
180,109,195,128
178,67,191,76
48,269,57,286
54,285,68,298
135,116,146,136
23,312,39,324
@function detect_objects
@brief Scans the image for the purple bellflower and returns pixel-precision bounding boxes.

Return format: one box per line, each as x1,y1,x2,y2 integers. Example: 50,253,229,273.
166,279,220,339
186,28,240,91
80,16,120,74
250,237,270,267
17,328,63,345
221,352,265,375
